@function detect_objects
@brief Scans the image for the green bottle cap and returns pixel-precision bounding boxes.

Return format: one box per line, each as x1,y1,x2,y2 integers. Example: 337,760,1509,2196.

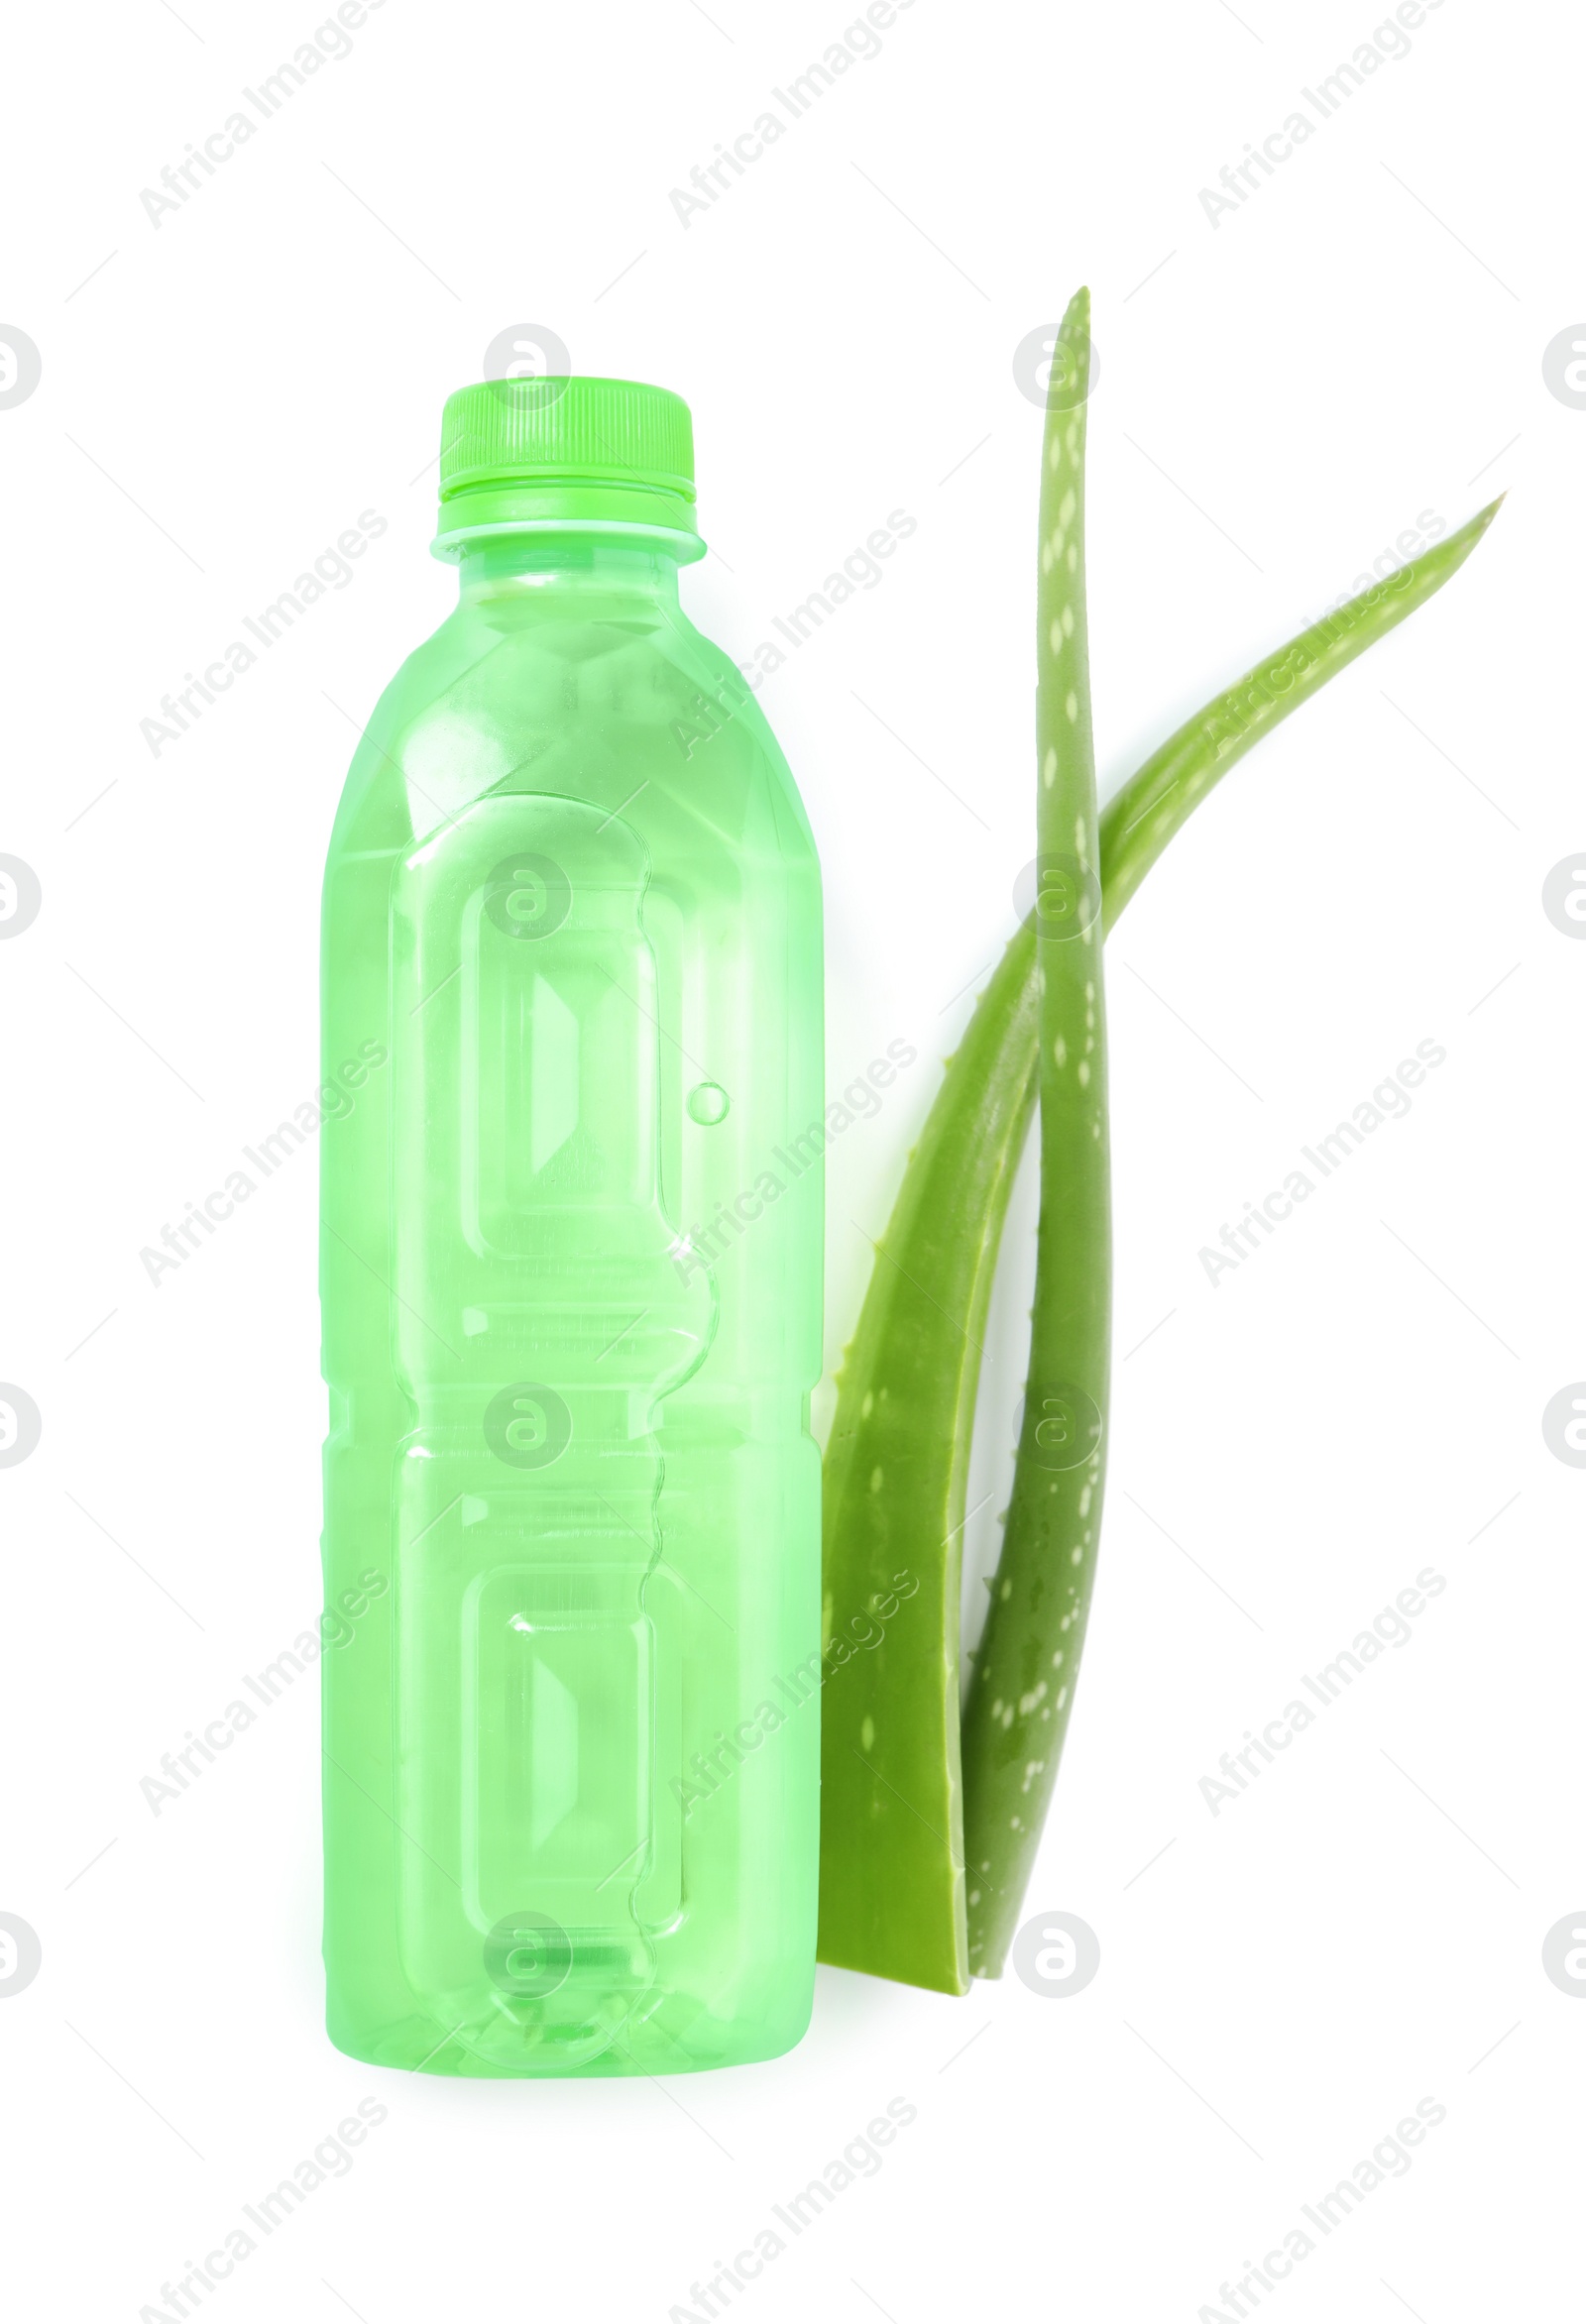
433,375,703,560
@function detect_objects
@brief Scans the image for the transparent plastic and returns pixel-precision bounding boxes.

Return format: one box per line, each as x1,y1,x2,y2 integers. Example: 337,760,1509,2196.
319,530,822,2075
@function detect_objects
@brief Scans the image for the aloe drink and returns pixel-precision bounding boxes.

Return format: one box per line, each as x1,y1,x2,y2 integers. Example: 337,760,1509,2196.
320,377,823,2075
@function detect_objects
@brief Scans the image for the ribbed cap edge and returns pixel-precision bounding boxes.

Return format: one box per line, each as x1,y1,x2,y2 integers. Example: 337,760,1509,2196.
438,376,695,501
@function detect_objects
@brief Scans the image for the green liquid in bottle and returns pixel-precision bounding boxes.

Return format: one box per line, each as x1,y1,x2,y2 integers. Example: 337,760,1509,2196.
320,378,823,2075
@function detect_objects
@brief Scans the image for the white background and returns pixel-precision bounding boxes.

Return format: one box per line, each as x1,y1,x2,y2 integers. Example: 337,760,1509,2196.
2,0,1579,2317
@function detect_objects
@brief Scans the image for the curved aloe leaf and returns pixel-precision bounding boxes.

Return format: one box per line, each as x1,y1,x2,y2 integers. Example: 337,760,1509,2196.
817,498,1502,1994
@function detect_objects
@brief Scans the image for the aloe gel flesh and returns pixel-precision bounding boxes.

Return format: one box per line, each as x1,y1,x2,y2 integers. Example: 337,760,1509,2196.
319,377,823,2075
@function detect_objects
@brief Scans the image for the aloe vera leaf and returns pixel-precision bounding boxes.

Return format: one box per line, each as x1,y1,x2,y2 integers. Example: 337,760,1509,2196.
816,497,1502,1995
959,285,1110,1978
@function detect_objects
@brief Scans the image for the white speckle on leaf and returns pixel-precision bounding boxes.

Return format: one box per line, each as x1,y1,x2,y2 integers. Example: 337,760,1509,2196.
1059,489,1076,526
1070,1545,1082,1565
1054,1034,1067,1066
1052,1648,1065,1667
1019,1683,1047,1714
860,1391,873,1419
869,1467,883,1494
1077,1059,1090,1086
1066,541,1077,572
1062,605,1075,637
1066,691,1078,722
860,1715,874,1751
1056,1686,1069,1711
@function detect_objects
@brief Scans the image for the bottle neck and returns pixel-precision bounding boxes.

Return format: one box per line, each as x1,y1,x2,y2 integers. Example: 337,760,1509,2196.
454,530,688,610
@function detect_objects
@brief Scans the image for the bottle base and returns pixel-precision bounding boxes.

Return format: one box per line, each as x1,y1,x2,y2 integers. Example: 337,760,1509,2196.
325,1991,813,2079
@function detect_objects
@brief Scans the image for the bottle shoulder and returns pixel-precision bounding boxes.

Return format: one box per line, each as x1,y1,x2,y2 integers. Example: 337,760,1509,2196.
326,596,818,874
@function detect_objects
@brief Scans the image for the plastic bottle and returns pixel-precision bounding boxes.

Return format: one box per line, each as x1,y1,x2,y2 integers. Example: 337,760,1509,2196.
319,376,823,2075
